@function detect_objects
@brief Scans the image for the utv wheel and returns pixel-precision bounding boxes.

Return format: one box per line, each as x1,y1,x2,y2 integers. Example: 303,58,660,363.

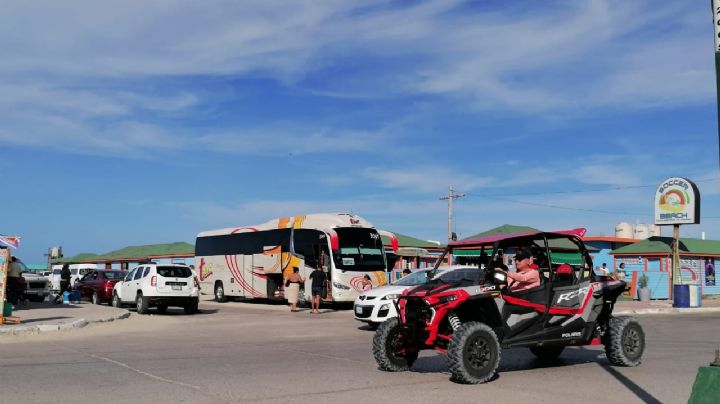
92,292,100,305
448,322,500,384
136,292,149,314
112,293,122,308
156,304,168,314
373,318,418,371
604,316,644,367
214,282,227,303
529,346,565,360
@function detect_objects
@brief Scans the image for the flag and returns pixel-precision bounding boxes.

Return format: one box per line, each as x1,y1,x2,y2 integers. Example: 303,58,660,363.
0,235,20,249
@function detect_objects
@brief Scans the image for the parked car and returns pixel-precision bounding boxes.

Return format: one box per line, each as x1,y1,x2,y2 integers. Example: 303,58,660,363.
112,264,200,314
21,271,50,302
48,264,98,291
72,270,128,305
354,266,480,329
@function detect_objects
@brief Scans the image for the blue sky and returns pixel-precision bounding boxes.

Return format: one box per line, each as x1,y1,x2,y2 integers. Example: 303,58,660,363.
1,0,719,264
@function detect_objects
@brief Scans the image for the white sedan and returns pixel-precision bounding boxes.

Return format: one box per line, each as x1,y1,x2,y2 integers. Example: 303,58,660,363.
353,265,479,329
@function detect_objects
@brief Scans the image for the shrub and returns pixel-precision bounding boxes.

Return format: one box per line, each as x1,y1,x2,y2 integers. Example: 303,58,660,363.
638,273,648,288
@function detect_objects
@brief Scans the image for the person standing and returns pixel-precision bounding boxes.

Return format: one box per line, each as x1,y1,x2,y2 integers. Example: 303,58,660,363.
615,263,627,281
309,266,326,314
7,256,23,307
60,264,71,294
284,267,304,312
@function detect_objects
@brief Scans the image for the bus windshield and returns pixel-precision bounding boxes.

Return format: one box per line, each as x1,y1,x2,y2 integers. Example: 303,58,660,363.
334,228,385,271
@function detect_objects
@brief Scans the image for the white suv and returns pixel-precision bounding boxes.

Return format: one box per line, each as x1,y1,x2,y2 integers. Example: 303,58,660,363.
112,264,199,314
353,266,480,328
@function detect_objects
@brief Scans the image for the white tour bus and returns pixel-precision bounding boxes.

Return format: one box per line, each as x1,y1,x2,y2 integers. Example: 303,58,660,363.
195,213,397,303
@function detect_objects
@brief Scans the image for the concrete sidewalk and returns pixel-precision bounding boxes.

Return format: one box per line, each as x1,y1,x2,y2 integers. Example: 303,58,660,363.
0,300,130,336
614,298,720,315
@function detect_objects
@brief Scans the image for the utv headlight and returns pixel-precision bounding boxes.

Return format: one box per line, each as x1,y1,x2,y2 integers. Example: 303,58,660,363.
381,294,400,300
332,281,351,290
437,295,457,305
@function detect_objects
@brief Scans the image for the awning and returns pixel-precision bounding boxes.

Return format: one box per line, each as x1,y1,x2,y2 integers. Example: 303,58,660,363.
453,249,493,257
550,252,583,266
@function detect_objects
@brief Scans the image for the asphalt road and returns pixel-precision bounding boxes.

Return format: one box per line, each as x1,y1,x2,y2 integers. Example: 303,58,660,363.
1,298,718,404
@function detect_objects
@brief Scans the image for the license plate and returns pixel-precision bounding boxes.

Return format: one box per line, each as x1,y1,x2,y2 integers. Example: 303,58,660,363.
171,285,182,291
355,306,362,314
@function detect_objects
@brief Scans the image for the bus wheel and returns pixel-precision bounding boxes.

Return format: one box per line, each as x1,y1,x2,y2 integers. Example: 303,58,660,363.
214,282,227,303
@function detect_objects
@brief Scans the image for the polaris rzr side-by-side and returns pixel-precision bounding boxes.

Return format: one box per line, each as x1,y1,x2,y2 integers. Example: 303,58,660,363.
372,228,645,384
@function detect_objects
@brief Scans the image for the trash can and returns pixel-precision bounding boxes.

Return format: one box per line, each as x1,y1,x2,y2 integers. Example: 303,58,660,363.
673,284,690,308
2,303,11,317
688,283,702,308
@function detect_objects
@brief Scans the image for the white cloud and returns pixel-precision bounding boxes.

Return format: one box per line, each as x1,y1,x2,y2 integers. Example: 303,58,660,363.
363,166,493,193
0,1,713,157
198,128,384,156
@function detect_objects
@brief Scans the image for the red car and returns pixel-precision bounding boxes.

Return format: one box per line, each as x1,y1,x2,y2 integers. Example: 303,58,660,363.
73,269,128,304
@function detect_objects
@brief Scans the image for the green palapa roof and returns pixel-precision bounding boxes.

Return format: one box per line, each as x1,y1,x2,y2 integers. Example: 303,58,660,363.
611,237,720,256
463,224,539,240
56,242,194,263
382,232,443,249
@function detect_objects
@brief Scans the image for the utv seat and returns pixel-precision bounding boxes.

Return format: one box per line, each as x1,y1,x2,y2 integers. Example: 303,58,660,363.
554,263,576,286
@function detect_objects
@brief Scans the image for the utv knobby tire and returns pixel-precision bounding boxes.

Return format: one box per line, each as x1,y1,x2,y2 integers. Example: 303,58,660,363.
529,346,565,360
604,316,644,367
373,318,418,371
136,292,149,315
448,322,500,384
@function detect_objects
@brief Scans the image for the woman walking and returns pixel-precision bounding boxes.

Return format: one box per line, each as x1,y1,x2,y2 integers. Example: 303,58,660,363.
285,267,304,312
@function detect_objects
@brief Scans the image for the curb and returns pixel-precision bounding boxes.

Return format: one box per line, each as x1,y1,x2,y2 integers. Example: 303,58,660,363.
616,307,720,315
0,309,131,336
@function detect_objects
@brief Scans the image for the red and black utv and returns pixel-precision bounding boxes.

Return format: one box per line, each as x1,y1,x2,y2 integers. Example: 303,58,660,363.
373,229,644,384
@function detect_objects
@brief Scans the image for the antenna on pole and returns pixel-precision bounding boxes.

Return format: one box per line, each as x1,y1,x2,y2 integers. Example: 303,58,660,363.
712,0,720,168
439,185,465,242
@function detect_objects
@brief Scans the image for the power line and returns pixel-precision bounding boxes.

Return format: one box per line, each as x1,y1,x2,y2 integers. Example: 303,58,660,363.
439,185,465,242
466,194,720,219
472,178,718,197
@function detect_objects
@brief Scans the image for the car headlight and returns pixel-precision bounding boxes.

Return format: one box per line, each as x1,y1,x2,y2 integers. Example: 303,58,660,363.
332,281,351,290
437,295,457,305
381,294,400,300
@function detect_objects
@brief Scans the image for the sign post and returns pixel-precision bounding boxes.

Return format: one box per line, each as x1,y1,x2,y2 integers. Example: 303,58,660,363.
654,177,701,305
0,248,8,323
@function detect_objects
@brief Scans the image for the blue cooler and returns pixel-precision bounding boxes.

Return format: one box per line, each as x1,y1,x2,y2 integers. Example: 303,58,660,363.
62,291,71,304
69,290,81,304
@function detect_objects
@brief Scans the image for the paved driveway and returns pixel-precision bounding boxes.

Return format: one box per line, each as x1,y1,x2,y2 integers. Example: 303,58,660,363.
0,298,716,403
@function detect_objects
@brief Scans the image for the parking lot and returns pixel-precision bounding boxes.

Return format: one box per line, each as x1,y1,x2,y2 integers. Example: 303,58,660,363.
0,297,717,404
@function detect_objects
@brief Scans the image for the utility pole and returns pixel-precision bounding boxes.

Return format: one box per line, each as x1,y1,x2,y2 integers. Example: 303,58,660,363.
439,185,465,242
713,0,720,167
